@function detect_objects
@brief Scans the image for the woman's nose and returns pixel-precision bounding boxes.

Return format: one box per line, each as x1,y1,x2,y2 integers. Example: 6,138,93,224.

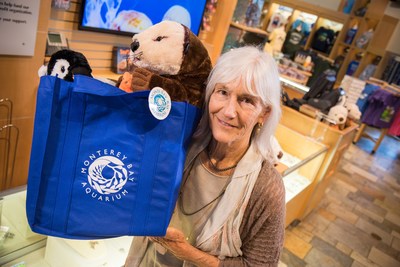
223,97,238,118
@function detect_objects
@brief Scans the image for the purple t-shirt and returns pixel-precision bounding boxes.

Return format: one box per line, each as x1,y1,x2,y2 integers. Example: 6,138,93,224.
361,90,400,128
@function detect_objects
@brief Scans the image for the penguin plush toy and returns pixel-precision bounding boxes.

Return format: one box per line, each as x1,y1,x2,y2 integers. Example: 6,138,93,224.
38,49,92,81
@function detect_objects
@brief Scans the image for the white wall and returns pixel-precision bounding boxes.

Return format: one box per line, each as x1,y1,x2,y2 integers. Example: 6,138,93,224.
300,0,340,10
385,2,400,54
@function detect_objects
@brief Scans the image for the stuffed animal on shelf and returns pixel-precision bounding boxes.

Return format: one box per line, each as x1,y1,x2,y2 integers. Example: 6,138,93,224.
345,103,361,121
326,94,348,130
116,20,212,108
38,49,92,81
328,105,348,128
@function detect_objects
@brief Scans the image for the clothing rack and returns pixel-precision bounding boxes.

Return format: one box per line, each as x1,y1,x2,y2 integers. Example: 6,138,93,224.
353,79,400,154
0,98,19,190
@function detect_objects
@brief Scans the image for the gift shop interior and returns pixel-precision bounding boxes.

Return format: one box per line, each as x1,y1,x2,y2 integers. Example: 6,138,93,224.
0,0,400,266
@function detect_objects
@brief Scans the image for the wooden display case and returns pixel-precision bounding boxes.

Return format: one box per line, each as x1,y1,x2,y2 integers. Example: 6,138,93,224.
275,124,327,227
279,106,358,219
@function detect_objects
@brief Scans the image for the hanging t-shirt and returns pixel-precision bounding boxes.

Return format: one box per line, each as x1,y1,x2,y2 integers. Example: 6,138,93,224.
267,12,285,32
356,83,380,113
361,89,400,128
282,28,304,59
388,110,400,136
311,26,336,54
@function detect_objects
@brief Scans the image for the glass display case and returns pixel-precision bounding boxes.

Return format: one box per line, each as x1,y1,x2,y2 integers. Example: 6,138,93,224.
0,186,46,266
275,124,328,227
0,187,133,267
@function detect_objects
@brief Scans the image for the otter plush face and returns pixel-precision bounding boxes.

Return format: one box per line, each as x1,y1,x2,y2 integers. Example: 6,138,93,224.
130,20,185,75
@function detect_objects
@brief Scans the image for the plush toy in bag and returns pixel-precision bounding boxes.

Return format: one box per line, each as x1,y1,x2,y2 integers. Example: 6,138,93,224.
38,49,93,81
116,20,212,108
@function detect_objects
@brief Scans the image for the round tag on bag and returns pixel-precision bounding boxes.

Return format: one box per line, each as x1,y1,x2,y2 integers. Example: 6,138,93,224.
148,87,171,120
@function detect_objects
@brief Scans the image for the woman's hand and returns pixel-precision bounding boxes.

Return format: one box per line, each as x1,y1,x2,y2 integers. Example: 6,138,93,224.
150,227,220,267
150,227,189,260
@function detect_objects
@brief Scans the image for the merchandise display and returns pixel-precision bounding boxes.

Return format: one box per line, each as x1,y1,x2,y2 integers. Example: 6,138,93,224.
340,75,367,106
358,56,381,81
360,89,400,128
244,0,262,27
266,12,286,32
311,26,336,54
344,23,358,44
282,26,304,59
264,23,286,55
382,56,400,85
355,28,374,49
346,53,364,76
356,82,380,113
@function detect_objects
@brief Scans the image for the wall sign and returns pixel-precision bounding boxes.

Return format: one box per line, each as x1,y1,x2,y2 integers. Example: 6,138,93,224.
0,0,40,56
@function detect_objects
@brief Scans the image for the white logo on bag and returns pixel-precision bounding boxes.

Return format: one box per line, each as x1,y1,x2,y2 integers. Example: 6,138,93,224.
149,87,171,120
88,156,127,194
80,149,136,202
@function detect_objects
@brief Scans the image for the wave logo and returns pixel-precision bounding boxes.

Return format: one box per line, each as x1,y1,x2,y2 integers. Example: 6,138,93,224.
88,156,128,194
81,150,135,202
149,87,171,120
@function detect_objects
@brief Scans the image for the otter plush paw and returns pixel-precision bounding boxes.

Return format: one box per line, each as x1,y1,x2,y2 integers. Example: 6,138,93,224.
131,68,154,92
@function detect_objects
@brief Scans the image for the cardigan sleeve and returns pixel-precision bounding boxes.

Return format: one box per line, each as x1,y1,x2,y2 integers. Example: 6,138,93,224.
219,162,286,267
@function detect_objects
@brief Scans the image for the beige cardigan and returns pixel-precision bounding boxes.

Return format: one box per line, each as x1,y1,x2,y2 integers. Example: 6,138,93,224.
219,160,286,266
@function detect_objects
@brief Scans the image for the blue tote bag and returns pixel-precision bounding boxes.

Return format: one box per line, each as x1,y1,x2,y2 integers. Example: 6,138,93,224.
26,75,200,239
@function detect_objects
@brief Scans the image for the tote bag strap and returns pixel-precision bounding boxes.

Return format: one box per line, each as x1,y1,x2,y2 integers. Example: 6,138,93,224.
50,84,86,232
27,76,63,224
130,123,163,234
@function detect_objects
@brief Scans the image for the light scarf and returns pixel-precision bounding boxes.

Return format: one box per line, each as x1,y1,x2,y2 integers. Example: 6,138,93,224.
182,136,263,266
125,135,263,267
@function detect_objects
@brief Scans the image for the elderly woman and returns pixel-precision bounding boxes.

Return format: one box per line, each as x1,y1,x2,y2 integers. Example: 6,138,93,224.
125,46,285,266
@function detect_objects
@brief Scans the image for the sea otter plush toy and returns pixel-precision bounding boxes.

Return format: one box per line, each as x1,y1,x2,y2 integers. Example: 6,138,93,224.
116,20,212,108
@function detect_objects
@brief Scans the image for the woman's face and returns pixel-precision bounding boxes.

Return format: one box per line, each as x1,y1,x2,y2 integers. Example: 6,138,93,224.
208,81,268,147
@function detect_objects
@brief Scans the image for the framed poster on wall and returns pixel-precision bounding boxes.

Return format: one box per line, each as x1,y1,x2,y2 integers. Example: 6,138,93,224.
0,0,40,56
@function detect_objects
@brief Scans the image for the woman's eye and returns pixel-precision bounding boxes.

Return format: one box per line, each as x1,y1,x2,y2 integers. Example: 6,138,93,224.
241,97,253,104
154,36,165,41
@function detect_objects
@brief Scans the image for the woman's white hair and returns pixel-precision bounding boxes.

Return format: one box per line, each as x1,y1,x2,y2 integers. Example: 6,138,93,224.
193,46,282,161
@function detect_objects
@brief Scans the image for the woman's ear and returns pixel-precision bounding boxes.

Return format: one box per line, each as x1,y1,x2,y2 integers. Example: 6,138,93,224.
259,105,271,124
